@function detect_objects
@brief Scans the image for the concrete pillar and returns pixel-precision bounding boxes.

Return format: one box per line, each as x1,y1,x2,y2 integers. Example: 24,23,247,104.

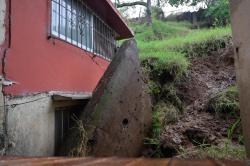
230,0,250,157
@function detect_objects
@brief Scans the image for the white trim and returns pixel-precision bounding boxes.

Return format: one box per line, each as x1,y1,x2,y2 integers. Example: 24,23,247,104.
51,0,94,52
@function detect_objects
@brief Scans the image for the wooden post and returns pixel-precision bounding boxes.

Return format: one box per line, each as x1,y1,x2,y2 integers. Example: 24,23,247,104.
229,0,250,158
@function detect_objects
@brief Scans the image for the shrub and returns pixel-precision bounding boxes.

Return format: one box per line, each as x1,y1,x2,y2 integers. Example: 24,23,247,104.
205,0,230,27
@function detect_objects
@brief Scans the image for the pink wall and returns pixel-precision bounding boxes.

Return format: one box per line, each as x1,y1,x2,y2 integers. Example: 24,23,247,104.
3,0,110,96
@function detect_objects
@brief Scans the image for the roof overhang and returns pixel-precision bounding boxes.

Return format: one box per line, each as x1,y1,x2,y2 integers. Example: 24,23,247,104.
85,0,134,40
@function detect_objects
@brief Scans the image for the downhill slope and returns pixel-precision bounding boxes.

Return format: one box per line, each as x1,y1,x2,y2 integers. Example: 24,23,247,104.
130,19,246,159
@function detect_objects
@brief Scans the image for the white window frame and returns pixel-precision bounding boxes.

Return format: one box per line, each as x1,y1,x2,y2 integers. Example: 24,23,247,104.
51,0,94,52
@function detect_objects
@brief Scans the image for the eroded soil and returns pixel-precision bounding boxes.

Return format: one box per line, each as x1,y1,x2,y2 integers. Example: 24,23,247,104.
160,47,238,157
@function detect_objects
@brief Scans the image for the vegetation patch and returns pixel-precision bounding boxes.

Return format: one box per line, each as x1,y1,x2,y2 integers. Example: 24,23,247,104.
174,36,232,58
154,101,179,126
134,18,237,159
207,86,240,117
179,139,246,160
69,116,88,157
144,101,179,158
131,20,191,42
138,26,231,60
142,55,189,84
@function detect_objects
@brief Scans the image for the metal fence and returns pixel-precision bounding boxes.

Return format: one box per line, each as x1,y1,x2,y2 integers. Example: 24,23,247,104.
51,0,117,60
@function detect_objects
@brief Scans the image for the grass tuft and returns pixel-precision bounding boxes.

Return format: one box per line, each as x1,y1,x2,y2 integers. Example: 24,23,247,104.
179,139,246,160
207,86,239,117
69,115,88,157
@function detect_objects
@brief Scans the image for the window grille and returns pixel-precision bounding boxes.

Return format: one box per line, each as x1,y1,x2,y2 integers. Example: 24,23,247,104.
51,0,117,60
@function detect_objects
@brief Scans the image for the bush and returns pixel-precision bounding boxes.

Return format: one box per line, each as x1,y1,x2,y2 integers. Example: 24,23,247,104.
205,0,230,27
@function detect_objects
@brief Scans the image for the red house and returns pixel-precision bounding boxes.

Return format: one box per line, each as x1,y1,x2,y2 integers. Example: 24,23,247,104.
0,0,133,156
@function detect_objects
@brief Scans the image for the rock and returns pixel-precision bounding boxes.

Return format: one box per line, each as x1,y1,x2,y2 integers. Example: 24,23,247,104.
61,39,152,157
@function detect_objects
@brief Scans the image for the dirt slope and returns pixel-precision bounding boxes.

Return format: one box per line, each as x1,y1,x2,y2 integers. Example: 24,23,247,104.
160,47,238,157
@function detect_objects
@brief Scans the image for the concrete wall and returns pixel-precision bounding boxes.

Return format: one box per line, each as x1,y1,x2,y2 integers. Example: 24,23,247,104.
229,0,250,157
6,93,55,156
0,0,5,45
5,92,88,156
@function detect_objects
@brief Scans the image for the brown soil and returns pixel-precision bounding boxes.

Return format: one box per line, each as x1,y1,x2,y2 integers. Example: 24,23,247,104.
160,47,238,157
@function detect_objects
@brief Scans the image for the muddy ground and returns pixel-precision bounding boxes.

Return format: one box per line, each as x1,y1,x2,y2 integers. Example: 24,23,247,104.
160,47,240,157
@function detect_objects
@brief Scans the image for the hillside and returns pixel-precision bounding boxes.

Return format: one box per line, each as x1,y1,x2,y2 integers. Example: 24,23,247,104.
130,19,246,160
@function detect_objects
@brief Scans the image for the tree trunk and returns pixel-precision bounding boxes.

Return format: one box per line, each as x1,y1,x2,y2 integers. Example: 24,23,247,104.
116,0,152,26
157,0,160,7
146,0,152,26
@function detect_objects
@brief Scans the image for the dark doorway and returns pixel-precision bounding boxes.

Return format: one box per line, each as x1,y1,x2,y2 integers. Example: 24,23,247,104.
54,106,82,156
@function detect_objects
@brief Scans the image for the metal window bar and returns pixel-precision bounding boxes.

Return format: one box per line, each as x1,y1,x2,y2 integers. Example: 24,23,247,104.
51,0,117,60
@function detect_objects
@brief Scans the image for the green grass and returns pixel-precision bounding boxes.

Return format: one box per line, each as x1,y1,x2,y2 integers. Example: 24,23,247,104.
179,139,246,160
131,20,192,42
207,85,240,116
133,20,231,83
138,26,231,58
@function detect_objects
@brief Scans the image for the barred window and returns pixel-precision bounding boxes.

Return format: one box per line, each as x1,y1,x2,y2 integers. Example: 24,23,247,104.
51,0,116,60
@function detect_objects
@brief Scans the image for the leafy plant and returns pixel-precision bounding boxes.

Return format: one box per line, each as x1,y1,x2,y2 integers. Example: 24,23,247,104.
205,0,230,27
227,118,241,140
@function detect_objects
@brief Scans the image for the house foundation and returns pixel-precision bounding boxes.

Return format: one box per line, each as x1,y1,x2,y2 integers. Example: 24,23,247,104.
5,93,89,156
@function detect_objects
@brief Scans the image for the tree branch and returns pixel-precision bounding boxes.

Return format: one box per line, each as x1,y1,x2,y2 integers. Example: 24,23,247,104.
116,1,147,8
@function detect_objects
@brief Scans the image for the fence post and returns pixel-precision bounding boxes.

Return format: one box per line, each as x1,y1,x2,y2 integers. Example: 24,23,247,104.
229,0,250,158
